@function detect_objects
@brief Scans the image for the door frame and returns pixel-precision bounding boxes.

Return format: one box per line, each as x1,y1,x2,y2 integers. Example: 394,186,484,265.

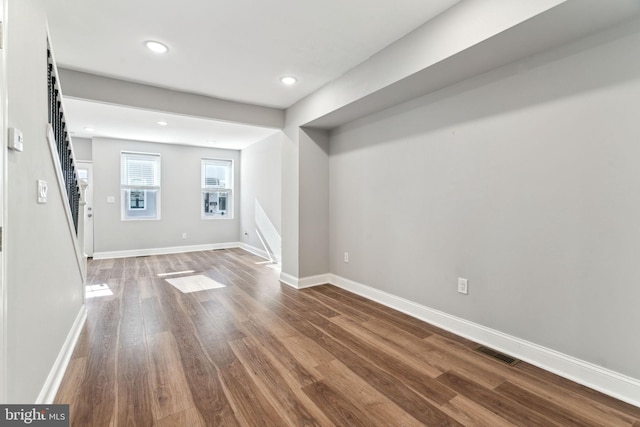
0,0,9,402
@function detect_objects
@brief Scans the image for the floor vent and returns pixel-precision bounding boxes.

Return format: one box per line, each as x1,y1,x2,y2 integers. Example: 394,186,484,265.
475,346,520,366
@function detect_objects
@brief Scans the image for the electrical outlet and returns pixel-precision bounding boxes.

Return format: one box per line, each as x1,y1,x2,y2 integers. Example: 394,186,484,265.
344,252,349,263
182,233,187,239
458,278,468,295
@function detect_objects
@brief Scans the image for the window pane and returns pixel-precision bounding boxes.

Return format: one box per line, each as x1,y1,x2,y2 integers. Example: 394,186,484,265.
204,165,224,186
202,159,231,188
202,190,230,218
129,190,145,209
120,152,161,220
201,159,232,219
123,189,158,219
122,153,160,186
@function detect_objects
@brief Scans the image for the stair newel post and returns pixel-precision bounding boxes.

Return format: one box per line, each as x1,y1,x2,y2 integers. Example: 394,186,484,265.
78,179,89,284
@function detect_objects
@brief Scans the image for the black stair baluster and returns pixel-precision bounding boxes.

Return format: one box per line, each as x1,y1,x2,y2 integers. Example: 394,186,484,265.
47,43,81,235
47,64,53,125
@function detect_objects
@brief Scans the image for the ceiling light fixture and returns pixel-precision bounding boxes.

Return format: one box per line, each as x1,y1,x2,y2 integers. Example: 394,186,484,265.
157,121,168,126
280,76,297,85
84,127,95,132
145,40,169,54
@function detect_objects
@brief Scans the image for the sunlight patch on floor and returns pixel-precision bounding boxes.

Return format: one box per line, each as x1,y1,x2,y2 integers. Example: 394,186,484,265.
86,283,113,298
165,274,226,293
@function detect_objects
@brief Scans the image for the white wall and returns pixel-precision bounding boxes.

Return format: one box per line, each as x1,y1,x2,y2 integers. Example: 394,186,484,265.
329,27,640,380
92,138,240,254
240,133,282,258
5,0,84,402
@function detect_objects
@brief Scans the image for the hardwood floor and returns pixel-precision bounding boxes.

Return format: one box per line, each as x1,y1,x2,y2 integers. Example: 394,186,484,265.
55,249,640,426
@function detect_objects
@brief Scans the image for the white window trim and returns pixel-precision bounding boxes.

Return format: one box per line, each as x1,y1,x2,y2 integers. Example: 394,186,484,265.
121,151,161,221
201,158,233,220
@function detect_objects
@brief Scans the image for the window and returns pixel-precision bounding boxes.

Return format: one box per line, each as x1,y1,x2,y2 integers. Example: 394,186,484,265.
121,152,161,220
202,159,232,219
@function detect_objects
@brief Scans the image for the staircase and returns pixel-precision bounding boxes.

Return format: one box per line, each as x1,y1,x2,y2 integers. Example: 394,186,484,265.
46,40,88,281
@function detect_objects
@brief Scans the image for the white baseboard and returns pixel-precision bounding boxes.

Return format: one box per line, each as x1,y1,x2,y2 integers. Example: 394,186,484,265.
93,242,243,260
36,305,87,404
299,273,331,289
279,272,299,288
320,273,639,408
279,272,330,289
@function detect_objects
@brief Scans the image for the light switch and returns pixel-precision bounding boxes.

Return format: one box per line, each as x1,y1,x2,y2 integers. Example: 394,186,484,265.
107,196,115,203
9,128,23,151
37,180,48,203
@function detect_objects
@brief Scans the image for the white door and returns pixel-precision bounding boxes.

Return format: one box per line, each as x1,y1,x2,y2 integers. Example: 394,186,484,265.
0,0,7,403
76,162,94,257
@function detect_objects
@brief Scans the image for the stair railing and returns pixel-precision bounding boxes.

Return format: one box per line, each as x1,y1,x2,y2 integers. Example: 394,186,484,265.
47,44,79,234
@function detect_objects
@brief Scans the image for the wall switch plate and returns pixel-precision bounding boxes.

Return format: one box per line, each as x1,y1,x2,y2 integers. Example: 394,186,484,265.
458,278,468,295
344,252,349,263
9,128,24,151
37,180,48,203
182,233,187,239
107,196,115,203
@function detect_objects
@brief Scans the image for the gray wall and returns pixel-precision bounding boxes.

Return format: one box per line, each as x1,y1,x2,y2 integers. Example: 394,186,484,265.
280,127,300,277
6,0,84,402
240,133,282,254
92,138,240,253
59,69,284,129
280,0,572,281
279,126,330,279
299,128,330,277
71,137,92,161
329,28,640,379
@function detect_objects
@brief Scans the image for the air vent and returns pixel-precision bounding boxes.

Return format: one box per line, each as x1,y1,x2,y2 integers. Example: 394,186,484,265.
475,345,520,366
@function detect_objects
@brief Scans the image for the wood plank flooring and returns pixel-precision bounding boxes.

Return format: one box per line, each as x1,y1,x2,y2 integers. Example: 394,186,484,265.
55,249,640,426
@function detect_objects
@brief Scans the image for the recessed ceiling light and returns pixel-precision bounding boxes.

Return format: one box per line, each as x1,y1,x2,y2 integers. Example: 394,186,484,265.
280,76,297,85
84,127,95,132
157,121,168,126
145,40,169,54
206,140,217,144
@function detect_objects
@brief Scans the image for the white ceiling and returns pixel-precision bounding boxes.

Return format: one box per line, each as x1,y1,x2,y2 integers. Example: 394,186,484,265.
45,0,460,109
44,0,460,149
